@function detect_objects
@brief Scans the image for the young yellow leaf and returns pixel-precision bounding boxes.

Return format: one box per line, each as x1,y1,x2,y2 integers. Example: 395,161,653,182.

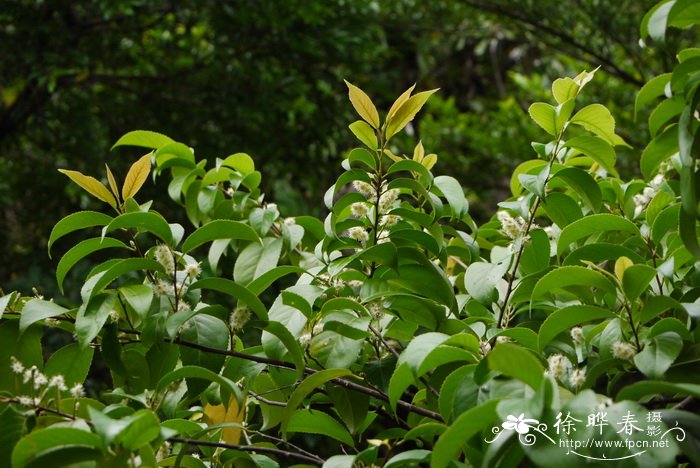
387,83,416,120
413,140,425,162
348,120,378,149
615,256,634,282
203,396,245,444
58,169,117,209
385,88,439,140
105,164,120,203
422,153,438,170
344,80,380,129
121,153,152,201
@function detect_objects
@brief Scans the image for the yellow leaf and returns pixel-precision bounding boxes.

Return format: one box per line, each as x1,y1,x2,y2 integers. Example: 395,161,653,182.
412,141,425,162
203,396,246,445
122,153,152,201
344,80,380,129
385,88,439,140
58,169,117,209
105,164,120,203
614,256,633,283
422,153,438,170
387,83,416,120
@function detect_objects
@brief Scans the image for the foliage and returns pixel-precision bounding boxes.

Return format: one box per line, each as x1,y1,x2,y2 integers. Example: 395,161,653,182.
2,1,700,467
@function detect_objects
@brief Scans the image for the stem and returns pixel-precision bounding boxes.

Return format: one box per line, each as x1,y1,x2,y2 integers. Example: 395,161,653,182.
623,302,642,351
168,437,324,466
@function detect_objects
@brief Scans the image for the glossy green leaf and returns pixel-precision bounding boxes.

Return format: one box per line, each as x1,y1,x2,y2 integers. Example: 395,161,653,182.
103,211,173,246
81,258,163,302
557,214,639,255
433,175,469,219
465,261,508,305
542,192,583,227
622,264,657,301
156,366,242,404
538,305,615,351
189,278,268,320
570,104,617,145
181,219,259,253
45,342,94,386
488,343,544,390
641,124,678,179
564,135,617,175
48,211,113,255
111,130,174,150
634,332,683,379
56,237,129,294
532,266,616,301
617,381,700,401
11,427,102,468
431,399,500,468
385,450,431,467
551,166,602,211
75,294,117,348
635,73,672,117
19,299,69,334
234,238,282,285
528,102,557,135
287,409,355,447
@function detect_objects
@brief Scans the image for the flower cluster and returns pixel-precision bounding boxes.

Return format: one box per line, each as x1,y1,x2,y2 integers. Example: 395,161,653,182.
497,211,529,240
612,341,637,361
229,306,251,332
154,244,175,275
570,327,585,345
347,226,369,246
10,357,85,407
633,172,666,217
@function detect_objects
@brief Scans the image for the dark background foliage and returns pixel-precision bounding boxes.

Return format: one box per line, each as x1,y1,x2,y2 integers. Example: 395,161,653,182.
0,0,671,299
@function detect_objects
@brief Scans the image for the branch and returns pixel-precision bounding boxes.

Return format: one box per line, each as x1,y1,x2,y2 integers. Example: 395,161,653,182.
168,437,324,466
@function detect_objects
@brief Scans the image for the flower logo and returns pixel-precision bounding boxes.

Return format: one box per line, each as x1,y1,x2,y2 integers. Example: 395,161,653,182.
502,414,539,434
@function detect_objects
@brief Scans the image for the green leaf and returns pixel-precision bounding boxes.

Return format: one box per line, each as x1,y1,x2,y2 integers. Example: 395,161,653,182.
385,450,431,467
622,264,657,301
247,266,305,296
48,211,113,255
563,243,644,266
115,410,161,450
635,73,672,117
528,102,557,135
570,104,617,145
552,77,579,104
641,124,678,179
347,147,377,171
348,121,378,150
189,278,268,320
519,229,551,275
119,284,154,321
634,332,683,379
344,80,380,129
75,294,118,348
433,175,469,219
45,342,94,386
234,238,283,285
649,97,684,137
56,237,129,294
538,305,615,351
222,152,255,175
0,291,16,320
488,343,544,390
617,381,700,401
282,368,352,434
103,211,174,246
181,219,260,253
180,314,229,392
464,262,508,305
0,321,43,393
531,266,616,301
557,214,640,255
11,427,102,468
431,399,500,468
287,409,355,447
156,366,242,405
19,299,69,334
385,89,439,140
550,167,602,212
541,192,583,227
111,130,175,150
0,404,25,467
256,320,304,379
564,135,617,175
80,258,163,302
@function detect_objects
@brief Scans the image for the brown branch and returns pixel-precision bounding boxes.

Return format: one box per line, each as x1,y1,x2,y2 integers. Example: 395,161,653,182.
168,437,324,466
